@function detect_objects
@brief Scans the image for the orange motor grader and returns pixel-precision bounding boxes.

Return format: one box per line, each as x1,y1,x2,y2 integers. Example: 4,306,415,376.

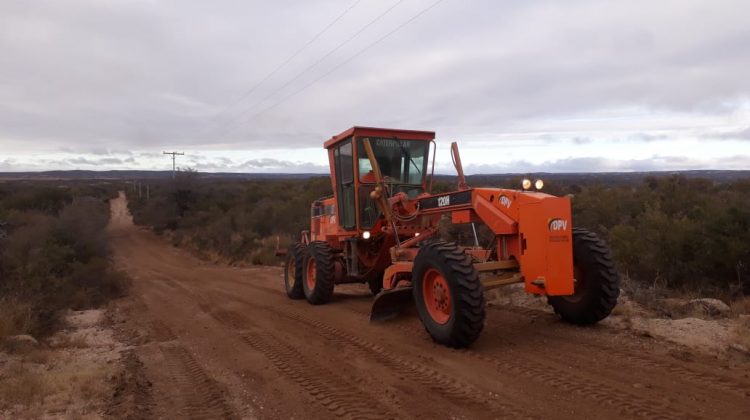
283,126,619,348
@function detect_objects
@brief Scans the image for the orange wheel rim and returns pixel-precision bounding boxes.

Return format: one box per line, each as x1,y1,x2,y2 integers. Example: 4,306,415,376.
422,268,451,324
306,258,316,290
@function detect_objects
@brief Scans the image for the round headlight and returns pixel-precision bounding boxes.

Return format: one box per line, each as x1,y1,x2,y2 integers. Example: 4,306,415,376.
362,231,371,239
534,179,544,190
521,179,532,190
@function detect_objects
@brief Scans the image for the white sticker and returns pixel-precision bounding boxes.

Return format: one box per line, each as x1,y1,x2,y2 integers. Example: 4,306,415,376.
499,195,512,208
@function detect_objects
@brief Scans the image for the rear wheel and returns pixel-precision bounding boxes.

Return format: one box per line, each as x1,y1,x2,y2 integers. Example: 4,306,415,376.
548,228,620,324
284,243,305,299
412,240,485,348
303,241,335,305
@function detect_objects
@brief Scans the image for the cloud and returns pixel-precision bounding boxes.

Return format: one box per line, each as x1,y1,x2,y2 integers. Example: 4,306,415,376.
0,0,749,170
464,155,750,174
706,126,750,140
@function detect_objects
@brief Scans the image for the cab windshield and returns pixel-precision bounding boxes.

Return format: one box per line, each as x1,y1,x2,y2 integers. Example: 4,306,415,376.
357,137,429,185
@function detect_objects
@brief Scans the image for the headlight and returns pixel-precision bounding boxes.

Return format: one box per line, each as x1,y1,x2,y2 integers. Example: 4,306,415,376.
521,179,532,190
362,231,371,239
535,179,544,190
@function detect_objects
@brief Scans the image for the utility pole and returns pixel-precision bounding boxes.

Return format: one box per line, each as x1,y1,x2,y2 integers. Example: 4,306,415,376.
163,151,185,178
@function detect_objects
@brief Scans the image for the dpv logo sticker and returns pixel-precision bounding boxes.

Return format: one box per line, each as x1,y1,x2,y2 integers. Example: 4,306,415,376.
548,218,568,232
499,195,512,208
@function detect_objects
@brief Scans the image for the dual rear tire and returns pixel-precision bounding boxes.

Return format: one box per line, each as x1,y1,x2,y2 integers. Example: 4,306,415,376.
284,243,305,299
284,241,335,305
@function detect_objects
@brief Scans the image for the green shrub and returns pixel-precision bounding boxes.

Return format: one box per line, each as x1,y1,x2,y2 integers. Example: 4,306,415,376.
0,182,128,340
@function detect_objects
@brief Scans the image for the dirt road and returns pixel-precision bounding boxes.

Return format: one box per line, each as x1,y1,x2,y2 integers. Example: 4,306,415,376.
107,193,750,419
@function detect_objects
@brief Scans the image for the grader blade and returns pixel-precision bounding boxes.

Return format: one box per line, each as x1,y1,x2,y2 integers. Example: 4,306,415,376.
370,287,414,322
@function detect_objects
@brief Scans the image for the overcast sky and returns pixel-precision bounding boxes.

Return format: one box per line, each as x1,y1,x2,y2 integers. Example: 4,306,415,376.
1,0,748,174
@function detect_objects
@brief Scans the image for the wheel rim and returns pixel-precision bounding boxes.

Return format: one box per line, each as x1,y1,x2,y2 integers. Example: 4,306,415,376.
422,268,452,325
306,258,317,290
286,257,296,290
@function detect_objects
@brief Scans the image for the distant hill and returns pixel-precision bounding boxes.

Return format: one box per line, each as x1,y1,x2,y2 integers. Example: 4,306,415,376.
0,169,748,184
0,170,322,180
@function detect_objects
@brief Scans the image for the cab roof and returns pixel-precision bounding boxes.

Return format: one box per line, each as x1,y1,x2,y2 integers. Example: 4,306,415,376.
323,126,435,149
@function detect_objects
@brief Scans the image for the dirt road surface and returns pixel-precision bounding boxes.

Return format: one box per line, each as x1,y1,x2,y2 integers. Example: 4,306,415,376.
107,193,750,419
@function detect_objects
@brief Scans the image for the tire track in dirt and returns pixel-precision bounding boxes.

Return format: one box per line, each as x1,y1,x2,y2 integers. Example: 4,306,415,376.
486,305,750,398
120,293,238,420
346,303,749,415
105,349,155,419
338,293,750,404
340,306,697,420
236,331,395,420
215,271,750,407
149,274,401,420
207,274,750,416
123,227,748,420
202,289,538,420
160,344,237,420
155,273,533,418
149,319,178,342
206,309,402,420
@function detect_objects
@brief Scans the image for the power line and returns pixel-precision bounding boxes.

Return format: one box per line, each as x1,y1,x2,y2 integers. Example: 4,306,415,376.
207,0,365,126
233,0,447,128
213,0,408,137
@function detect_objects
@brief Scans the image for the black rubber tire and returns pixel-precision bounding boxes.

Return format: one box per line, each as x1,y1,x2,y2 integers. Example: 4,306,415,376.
412,240,486,348
548,228,620,325
283,243,305,299
303,241,335,305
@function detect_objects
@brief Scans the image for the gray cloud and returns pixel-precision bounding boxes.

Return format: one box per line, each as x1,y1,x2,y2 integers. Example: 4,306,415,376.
707,127,750,140
465,155,750,174
1,0,749,169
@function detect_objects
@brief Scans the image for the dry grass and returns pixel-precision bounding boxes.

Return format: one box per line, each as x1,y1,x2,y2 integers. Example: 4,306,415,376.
0,358,112,412
51,334,90,349
730,296,750,316
24,349,52,365
730,316,750,351
0,364,49,408
0,298,35,340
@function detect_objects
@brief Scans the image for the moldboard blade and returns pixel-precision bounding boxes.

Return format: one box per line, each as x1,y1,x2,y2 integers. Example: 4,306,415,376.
370,287,414,322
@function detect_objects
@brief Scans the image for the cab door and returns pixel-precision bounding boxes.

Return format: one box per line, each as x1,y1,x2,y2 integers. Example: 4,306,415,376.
333,139,356,230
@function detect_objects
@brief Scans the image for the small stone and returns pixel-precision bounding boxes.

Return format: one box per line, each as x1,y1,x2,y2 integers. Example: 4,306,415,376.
685,298,731,317
728,343,749,355
4,334,40,352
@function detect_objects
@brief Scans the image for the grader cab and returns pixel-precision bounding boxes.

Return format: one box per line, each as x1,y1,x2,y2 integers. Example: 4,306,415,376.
283,126,619,348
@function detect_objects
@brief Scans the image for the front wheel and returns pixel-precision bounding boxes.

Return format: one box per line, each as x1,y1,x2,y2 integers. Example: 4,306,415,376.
412,240,485,348
548,228,620,324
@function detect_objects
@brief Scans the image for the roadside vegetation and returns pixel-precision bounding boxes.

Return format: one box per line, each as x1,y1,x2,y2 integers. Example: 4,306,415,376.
128,172,748,303
128,172,332,264
0,181,128,341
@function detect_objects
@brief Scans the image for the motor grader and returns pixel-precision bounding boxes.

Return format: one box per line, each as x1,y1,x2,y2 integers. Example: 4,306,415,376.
283,126,619,348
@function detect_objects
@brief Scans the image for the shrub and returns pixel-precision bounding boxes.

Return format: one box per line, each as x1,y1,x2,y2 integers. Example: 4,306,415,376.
0,182,128,340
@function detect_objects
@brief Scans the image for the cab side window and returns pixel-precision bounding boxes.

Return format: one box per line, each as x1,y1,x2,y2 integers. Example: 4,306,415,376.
334,140,355,230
